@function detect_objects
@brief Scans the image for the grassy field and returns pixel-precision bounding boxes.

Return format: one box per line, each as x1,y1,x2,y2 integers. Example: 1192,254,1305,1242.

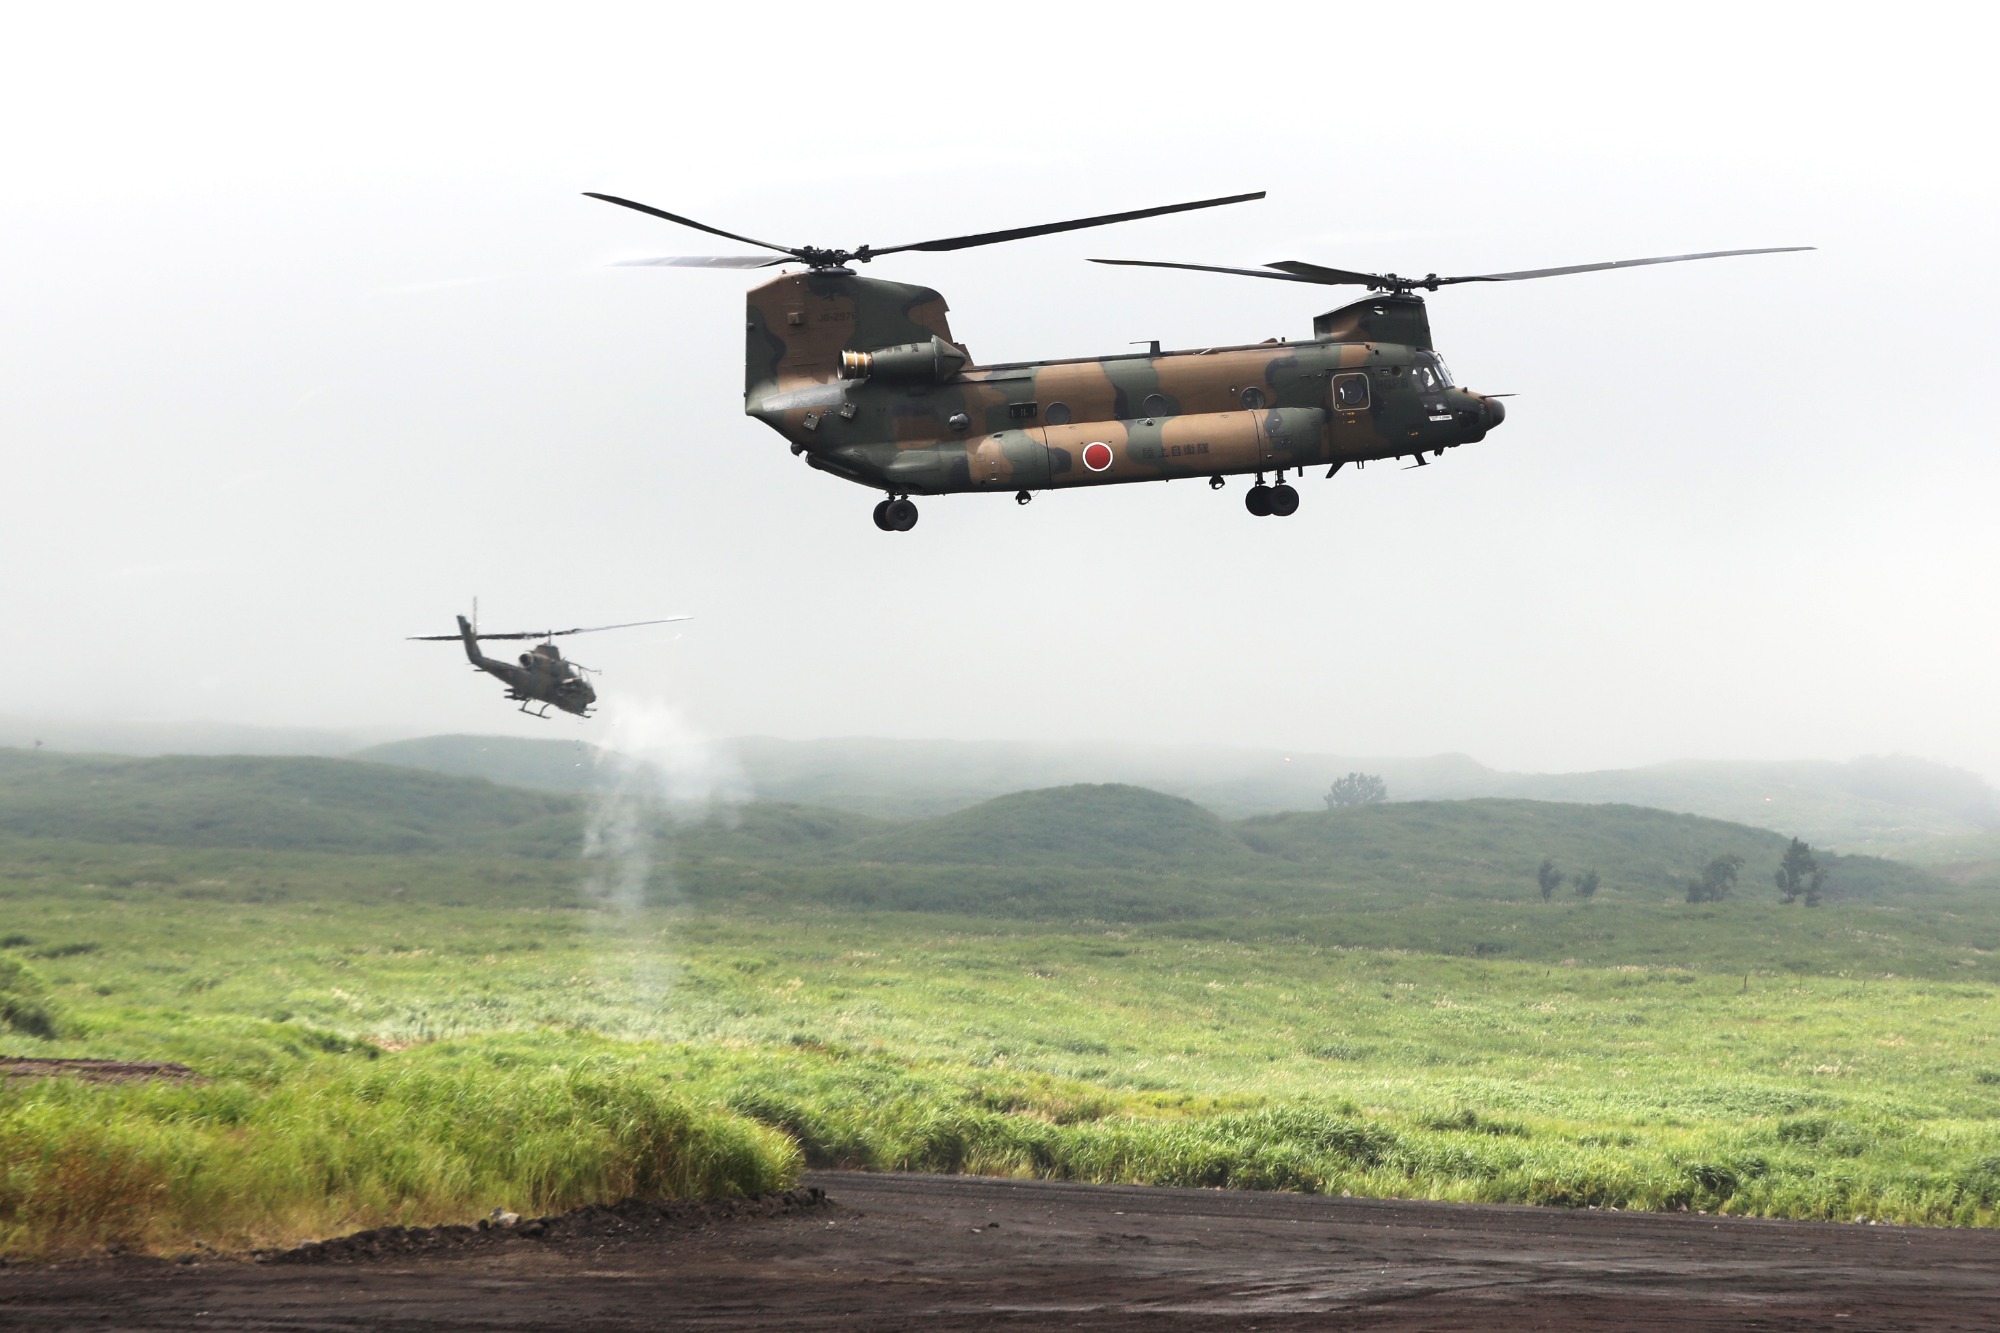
4,755,2000,1256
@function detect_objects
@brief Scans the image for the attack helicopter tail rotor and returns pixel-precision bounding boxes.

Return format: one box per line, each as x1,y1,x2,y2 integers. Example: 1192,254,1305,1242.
586,190,1267,271
1089,246,1813,295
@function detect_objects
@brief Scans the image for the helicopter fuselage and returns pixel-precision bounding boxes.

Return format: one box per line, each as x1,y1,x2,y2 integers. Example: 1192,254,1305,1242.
743,271,1505,502
452,618,596,717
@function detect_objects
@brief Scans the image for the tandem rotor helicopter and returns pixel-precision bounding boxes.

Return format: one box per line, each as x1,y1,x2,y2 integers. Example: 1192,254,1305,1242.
410,612,688,717
586,189,1808,530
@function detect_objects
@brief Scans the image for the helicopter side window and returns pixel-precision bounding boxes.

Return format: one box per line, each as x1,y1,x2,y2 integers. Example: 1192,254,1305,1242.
1412,363,1441,393
1332,373,1370,410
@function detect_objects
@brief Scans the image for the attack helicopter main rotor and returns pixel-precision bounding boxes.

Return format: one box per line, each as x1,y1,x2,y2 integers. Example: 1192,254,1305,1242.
407,616,688,645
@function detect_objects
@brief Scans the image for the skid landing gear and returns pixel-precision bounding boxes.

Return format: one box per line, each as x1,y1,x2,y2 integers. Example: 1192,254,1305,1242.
872,496,919,532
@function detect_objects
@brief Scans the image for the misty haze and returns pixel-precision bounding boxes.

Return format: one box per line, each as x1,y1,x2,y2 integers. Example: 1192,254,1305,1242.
5,3,1999,1325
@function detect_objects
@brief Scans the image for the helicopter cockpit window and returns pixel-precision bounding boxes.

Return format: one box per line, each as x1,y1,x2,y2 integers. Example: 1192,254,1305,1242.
1332,373,1370,410
1413,352,1454,390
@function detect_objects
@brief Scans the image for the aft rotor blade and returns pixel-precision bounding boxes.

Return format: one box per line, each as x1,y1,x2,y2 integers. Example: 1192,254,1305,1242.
1088,257,1333,283
1436,246,1815,285
870,192,1265,258
582,193,800,258
1264,260,1394,286
613,255,789,268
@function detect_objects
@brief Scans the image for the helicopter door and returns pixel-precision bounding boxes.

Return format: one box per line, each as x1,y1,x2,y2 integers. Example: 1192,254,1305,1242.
1326,372,1374,458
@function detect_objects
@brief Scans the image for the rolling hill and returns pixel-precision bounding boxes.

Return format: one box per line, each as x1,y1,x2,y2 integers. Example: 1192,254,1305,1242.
0,748,1945,919
0,748,579,856
355,733,2000,848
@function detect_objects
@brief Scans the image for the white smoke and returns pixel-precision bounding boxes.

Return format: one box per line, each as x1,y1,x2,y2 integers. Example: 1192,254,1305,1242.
577,697,746,1015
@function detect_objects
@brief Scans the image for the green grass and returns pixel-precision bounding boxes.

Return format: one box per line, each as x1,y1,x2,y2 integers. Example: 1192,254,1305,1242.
5,837,2000,1253
2,759,1996,1254
0,1050,797,1256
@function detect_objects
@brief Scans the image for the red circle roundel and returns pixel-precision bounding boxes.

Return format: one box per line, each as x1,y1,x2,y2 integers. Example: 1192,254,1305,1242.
1081,441,1114,472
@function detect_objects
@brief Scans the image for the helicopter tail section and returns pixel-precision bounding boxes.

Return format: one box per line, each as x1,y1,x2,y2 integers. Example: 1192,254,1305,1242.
744,271,960,409
454,615,483,665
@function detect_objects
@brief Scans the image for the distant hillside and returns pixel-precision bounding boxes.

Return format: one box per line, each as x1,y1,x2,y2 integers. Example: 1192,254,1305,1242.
357,734,605,794
0,715,385,757
358,733,1999,849
674,786,1939,920
1499,757,2000,848
357,733,1498,817
0,748,1942,918
1236,799,1922,904
846,784,1252,871
0,749,579,855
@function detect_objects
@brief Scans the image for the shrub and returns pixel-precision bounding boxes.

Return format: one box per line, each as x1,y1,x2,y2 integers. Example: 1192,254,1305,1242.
0,959,59,1040
0,1055,801,1257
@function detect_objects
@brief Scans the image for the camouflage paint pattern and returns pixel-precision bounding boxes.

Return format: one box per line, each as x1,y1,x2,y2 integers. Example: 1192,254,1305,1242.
743,272,1505,499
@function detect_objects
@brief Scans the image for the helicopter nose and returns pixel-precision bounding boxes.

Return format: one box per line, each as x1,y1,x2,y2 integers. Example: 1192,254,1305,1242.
1482,395,1506,430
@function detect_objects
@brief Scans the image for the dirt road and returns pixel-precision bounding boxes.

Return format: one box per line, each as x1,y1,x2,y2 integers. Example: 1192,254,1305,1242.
4,1171,1996,1329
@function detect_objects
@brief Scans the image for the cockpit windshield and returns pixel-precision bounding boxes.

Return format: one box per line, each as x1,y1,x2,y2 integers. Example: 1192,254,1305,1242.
1413,352,1454,392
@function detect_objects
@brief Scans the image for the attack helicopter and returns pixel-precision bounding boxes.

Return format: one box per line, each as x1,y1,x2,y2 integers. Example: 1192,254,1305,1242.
585,190,1808,530
410,613,688,718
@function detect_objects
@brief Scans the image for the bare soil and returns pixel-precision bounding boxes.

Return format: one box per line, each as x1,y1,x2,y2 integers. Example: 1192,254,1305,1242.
3,1171,1996,1330
0,1057,199,1084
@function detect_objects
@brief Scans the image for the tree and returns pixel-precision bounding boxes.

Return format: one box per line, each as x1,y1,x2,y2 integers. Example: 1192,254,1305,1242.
1687,853,1745,903
1574,868,1601,900
1325,772,1387,809
1775,838,1821,905
1537,857,1564,902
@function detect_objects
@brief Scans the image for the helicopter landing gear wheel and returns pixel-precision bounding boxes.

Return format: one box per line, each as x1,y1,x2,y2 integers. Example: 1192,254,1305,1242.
883,497,919,531
1208,475,1226,491
1244,484,1274,517
1269,483,1299,517
872,499,894,531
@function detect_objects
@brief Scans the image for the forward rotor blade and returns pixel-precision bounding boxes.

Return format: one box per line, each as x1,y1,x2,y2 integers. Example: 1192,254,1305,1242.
582,193,800,258
1088,257,1330,283
407,633,471,641
1436,246,1815,285
871,192,1265,259
613,255,790,269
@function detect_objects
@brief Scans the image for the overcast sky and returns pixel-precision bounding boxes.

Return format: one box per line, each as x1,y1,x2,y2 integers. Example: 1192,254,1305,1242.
5,2,1996,781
